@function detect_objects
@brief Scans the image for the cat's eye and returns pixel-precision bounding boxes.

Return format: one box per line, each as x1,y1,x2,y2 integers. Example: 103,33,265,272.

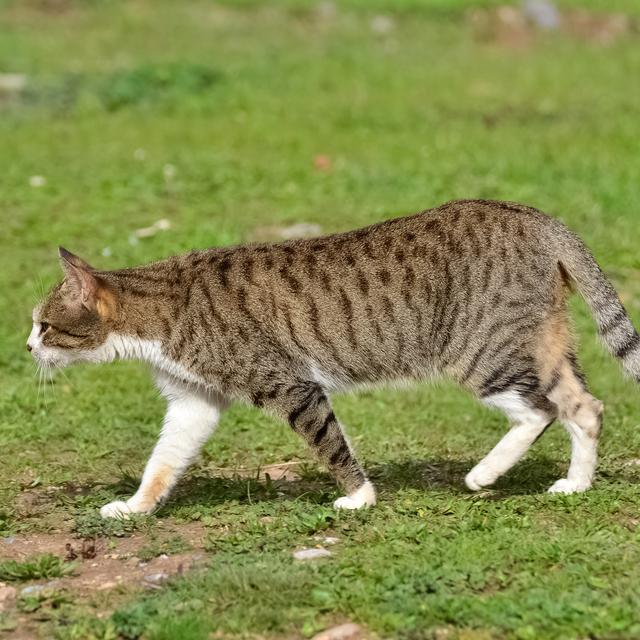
39,322,50,334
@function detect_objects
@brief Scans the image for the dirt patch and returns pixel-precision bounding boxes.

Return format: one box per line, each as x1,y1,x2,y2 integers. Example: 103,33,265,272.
206,461,302,482
0,519,207,599
0,519,211,637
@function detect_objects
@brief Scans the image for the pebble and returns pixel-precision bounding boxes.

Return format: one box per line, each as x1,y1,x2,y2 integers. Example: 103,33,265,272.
293,547,332,561
311,623,363,640
144,572,169,584
163,164,176,180
0,73,27,93
250,222,322,243
278,222,322,240
370,15,395,34
2,537,16,545
522,0,560,30
96,581,118,591
29,175,47,188
134,218,172,239
20,580,60,596
314,536,340,545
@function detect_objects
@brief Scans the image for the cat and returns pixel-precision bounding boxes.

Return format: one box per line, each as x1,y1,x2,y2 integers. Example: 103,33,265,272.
27,199,640,518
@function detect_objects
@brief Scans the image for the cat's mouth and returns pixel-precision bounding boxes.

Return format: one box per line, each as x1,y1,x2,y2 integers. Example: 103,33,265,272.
29,344,74,370
32,351,66,369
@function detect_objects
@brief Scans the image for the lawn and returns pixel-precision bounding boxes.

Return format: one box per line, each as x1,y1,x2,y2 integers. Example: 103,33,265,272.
1,0,640,638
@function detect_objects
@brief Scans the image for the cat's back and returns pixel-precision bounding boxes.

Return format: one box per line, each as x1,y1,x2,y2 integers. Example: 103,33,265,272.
173,199,558,303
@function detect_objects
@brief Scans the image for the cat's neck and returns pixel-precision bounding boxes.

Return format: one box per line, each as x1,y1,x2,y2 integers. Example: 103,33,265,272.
100,263,181,348
101,333,164,363
100,332,202,386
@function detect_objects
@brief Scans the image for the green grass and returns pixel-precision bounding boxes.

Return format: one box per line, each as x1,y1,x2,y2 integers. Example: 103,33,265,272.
0,554,76,582
1,0,640,638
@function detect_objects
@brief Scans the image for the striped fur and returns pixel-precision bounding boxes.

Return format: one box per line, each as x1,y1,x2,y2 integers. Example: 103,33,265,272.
28,200,639,513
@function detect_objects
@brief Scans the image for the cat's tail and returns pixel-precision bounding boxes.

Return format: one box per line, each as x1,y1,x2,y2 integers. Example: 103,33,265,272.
552,221,640,381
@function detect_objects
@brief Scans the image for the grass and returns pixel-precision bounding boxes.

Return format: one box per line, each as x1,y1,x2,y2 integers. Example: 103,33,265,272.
0,554,76,582
1,0,640,638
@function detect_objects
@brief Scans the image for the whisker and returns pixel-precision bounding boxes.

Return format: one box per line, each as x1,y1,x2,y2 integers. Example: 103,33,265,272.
36,363,43,404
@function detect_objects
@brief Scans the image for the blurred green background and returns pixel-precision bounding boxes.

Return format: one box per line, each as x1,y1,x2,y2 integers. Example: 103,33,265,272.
1,1,640,638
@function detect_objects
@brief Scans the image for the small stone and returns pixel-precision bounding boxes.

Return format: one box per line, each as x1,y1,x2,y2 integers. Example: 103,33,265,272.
134,218,172,239
190,554,205,567
144,572,169,584
20,580,59,597
2,537,16,545
249,222,322,243
311,623,363,640
20,585,41,596
522,0,560,30
163,164,176,180
323,536,340,545
0,73,27,93
370,15,395,34
293,547,332,561
96,580,118,591
29,175,47,188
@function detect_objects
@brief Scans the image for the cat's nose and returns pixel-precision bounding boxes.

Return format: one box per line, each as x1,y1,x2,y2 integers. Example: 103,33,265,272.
26,343,32,352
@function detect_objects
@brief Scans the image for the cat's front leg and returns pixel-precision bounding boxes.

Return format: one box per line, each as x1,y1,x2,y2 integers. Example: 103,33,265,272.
101,377,226,518
257,379,376,510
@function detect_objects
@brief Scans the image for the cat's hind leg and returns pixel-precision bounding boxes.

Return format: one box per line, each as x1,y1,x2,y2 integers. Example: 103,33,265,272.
546,358,603,494
465,391,556,491
257,380,375,509
101,375,227,518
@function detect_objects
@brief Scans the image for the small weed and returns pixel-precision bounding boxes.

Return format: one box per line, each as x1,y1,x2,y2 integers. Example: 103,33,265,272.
0,615,17,633
12,63,220,115
146,614,211,640
111,601,159,640
137,535,191,562
288,508,335,535
0,509,14,536
95,63,220,111
54,617,119,640
73,509,152,539
18,587,71,614
0,554,76,582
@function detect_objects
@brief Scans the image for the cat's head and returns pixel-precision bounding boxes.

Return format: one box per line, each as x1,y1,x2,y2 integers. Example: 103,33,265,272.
28,248,119,368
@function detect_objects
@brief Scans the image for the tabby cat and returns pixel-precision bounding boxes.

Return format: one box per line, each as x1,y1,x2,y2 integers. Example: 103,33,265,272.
27,200,640,518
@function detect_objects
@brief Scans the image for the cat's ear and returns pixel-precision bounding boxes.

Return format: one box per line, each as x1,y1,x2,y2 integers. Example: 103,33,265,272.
58,247,115,317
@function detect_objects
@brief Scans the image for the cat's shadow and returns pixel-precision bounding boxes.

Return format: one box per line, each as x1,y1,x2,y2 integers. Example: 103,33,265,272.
152,455,576,514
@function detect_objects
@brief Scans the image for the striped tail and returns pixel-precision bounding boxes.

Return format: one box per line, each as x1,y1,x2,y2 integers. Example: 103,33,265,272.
553,222,640,381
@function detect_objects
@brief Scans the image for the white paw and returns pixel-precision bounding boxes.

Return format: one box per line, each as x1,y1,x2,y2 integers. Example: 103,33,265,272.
465,465,496,492
547,478,591,494
333,481,376,510
100,500,133,519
